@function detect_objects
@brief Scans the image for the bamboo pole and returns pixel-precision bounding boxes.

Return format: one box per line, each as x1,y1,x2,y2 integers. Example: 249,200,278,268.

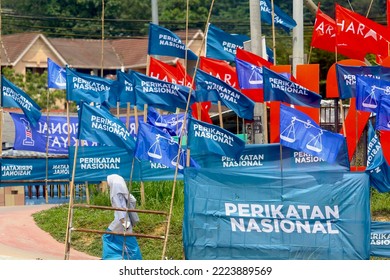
64,140,80,260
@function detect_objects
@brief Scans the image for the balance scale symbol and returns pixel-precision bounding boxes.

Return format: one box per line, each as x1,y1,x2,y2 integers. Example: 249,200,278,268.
280,117,323,153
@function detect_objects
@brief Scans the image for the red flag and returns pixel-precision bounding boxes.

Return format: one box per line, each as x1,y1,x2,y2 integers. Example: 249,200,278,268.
335,4,390,62
311,6,364,59
199,56,239,89
175,60,193,88
235,48,273,68
148,57,184,85
388,0,390,28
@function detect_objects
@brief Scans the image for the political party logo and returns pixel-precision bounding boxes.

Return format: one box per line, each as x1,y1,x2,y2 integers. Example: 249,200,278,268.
21,118,34,146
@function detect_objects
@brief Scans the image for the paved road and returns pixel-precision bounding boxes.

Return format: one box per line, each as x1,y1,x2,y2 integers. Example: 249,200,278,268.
0,204,99,260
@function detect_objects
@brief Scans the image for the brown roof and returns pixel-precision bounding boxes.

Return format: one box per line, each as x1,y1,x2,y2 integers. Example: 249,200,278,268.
1,29,203,70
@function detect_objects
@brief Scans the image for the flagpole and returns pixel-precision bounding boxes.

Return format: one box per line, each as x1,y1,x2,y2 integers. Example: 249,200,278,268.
64,139,79,260
45,88,50,203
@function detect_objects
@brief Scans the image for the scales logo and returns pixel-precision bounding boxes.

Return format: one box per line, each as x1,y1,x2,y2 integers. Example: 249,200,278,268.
21,118,34,146
54,67,66,88
280,116,323,153
247,65,263,85
148,134,184,170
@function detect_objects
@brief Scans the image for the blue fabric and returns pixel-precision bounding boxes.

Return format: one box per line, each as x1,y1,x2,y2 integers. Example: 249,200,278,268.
187,116,246,162
47,58,66,89
116,70,137,108
135,121,198,173
66,67,118,107
78,102,136,153
336,64,390,100
263,67,322,108
205,24,247,62
1,76,42,127
280,104,345,163
147,23,197,60
195,69,255,120
183,168,371,260
260,0,297,33
147,106,185,136
376,97,390,131
370,221,390,258
102,229,142,260
366,121,390,192
235,58,263,89
132,71,194,112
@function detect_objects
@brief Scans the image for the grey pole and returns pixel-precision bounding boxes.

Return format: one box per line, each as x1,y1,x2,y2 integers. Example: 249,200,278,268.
249,0,265,144
292,0,305,77
151,0,159,25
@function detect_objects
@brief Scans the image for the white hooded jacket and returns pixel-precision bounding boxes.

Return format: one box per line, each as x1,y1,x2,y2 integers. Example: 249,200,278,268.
107,174,137,233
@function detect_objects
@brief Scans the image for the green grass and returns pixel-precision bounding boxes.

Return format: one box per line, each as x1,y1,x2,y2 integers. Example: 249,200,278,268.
33,183,390,260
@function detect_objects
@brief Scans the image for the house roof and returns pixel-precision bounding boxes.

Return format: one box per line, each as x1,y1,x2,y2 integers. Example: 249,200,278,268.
0,29,204,70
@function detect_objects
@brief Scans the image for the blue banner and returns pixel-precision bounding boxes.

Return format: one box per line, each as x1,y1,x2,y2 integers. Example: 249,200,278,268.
47,58,66,89
235,57,263,89
195,69,255,120
280,104,345,163
10,112,97,154
68,146,137,182
205,23,248,62
132,71,194,112
263,67,322,107
336,64,390,100
371,221,390,258
66,67,118,106
147,23,197,60
1,157,70,184
2,76,42,127
116,70,136,108
376,97,390,131
187,117,245,162
192,143,350,172
78,103,136,153
183,168,370,259
260,0,297,33
366,121,390,192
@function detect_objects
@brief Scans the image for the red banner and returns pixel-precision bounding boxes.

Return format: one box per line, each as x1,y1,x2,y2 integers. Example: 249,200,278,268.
199,56,238,89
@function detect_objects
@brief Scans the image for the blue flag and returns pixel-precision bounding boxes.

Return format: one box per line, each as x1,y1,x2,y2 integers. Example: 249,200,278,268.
116,70,137,108
78,102,136,153
135,121,198,172
366,121,390,193
47,58,66,89
1,76,42,127
376,97,390,131
263,67,322,107
280,104,345,163
147,106,185,136
147,23,198,60
235,57,263,89
187,116,246,162
66,67,118,107
336,64,390,99
195,69,255,120
206,23,248,62
356,75,390,112
260,0,297,33
132,71,194,112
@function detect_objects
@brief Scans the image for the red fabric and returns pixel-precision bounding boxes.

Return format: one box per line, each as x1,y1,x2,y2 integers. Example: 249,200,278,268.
199,56,239,89
235,48,273,68
191,102,212,124
175,60,194,88
339,98,370,161
149,57,183,84
380,130,390,164
311,6,363,59
335,4,389,61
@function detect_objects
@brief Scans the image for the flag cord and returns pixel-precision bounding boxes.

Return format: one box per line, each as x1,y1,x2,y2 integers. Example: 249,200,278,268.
161,0,216,260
